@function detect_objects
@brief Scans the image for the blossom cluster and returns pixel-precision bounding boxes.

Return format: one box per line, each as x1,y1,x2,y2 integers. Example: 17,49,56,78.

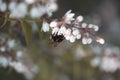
42,10,105,44
0,0,105,45
0,34,38,80
91,46,120,73
0,0,58,18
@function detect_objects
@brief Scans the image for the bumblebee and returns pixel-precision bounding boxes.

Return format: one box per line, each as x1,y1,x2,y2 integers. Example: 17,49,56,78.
50,33,65,46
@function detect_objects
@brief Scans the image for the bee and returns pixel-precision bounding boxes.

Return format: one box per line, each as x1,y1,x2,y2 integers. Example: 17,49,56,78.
50,33,65,46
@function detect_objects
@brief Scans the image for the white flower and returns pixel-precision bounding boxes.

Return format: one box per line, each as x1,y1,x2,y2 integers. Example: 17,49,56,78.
81,23,87,28
76,34,81,39
91,57,101,67
88,24,99,31
0,56,9,68
10,2,28,18
25,0,35,4
18,3,27,12
93,25,99,31
8,1,17,11
65,35,70,40
82,37,92,44
30,7,40,18
64,10,75,24
10,62,26,73
100,58,119,73
41,21,49,32
0,46,6,52
69,35,76,43
30,6,45,18
48,2,58,12
38,6,46,16
76,15,83,22
49,9,104,44
50,21,58,28
65,10,72,16
88,24,93,28
96,38,105,44
57,26,66,35
87,38,92,44
72,29,79,36
16,51,23,58
65,28,71,35
0,2,7,12
46,2,58,17
52,27,59,34
7,39,15,48
82,37,88,44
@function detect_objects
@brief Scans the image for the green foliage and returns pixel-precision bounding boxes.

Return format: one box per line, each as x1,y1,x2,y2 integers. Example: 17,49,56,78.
20,20,33,46
0,67,25,80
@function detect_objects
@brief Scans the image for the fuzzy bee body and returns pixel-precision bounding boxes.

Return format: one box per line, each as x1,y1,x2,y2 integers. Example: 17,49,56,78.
50,33,65,46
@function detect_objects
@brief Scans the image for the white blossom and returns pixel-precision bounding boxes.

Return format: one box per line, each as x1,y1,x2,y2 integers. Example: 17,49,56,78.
76,15,83,22
88,24,93,28
50,21,58,28
96,38,105,44
65,35,70,40
82,37,87,44
0,46,6,52
88,24,99,31
30,6,45,18
91,57,101,67
81,23,87,28
10,2,28,18
7,39,15,48
41,21,50,32
8,0,58,18
87,38,92,44
52,27,59,34
25,0,35,4
72,29,79,36
0,56,9,68
100,58,119,73
82,37,92,44
10,61,27,73
69,35,76,43
90,46,120,73
49,10,104,44
64,10,75,24
8,1,17,11
30,7,41,18
0,2,7,12
16,51,23,58
57,26,66,35
76,34,81,39
47,2,58,12
46,2,58,17
93,25,99,31
65,28,71,35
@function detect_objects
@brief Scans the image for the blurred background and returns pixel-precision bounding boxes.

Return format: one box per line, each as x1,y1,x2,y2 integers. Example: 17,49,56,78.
0,0,120,80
